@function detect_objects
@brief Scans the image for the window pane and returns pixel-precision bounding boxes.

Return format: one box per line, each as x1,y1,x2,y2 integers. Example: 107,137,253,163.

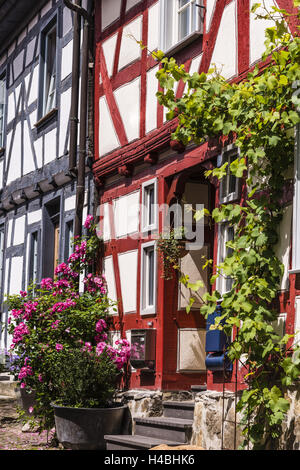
179,6,190,40
146,185,155,226
0,78,5,147
148,247,154,306
44,26,56,114
228,155,237,194
179,0,190,7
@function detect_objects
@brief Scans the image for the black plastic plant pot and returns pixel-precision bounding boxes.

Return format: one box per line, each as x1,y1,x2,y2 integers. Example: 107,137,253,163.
51,403,127,450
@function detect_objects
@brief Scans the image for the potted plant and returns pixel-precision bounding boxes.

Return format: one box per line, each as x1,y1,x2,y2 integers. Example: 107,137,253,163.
6,215,130,448
157,226,188,280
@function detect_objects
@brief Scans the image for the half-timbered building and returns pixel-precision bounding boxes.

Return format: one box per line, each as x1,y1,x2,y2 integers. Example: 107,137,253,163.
93,0,300,398
0,0,94,350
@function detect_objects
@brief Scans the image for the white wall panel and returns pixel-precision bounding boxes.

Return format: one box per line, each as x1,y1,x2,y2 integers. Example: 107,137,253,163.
7,122,22,185
147,1,159,52
9,256,23,295
146,65,159,133
250,0,279,64
114,77,140,142
102,33,118,77
99,95,120,157
275,204,292,290
206,0,217,32
103,256,117,315
23,119,35,176
118,16,142,71
61,40,73,81
44,128,57,164
65,195,76,212
101,0,122,30
59,87,71,157
13,216,26,246
210,0,237,79
27,66,39,107
126,0,142,12
113,191,140,238
27,209,42,225
118,250,138,313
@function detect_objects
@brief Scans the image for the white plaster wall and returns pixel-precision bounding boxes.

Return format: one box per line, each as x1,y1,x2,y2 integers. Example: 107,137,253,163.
7,92,15,124
146,65,159,133
102,202,111,242
210,0,237,79
27,66,39,107
64,195,76,212
6,219,13,248
44,128,57,164
118,250,138,313
59,87,71,157
13,216,26,246
7,122,22,185
99,95,120,157
101,0,122,30
126,0,141,12
113,191,140,238
274,204,292,291
250,0,279,64
114,77,140,142
102,33,118,77
34,136,43,169
118,16,142,71
9,256,23,295
147,1,159,52
23,119,35,176
103,255,118,315
61,40,73,81
27,209,42,225
206,0,217,32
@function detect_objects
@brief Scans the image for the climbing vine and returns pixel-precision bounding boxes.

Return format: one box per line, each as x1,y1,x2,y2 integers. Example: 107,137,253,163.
153,2,300,449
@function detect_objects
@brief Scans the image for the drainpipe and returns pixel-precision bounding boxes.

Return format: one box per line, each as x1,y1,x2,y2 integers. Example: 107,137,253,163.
64,0,81,173
64,0,93,238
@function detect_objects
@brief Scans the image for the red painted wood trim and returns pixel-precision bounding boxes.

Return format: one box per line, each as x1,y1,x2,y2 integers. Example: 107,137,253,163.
99,45,129,147
199,0,227,73
140,6,148,138
237,0,250,75
113,0,127,76
276,0,300,36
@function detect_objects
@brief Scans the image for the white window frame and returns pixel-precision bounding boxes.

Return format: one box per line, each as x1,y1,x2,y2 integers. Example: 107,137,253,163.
140,240,157,315
28,230,39,286
159,0,204,55
0,74,6,148
219,146,241,204
216,222,235,297
141,178,158,232
291,124,300,273
40,20,57,118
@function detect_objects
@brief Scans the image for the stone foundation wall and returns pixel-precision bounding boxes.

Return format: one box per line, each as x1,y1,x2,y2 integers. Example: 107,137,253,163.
117,387,300,450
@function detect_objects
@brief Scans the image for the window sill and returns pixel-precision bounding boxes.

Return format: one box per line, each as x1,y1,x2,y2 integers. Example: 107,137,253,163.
163,30,202,58
34,108,58,130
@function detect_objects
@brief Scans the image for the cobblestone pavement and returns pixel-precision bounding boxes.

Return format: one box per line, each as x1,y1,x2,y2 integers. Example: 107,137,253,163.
0,419,60,450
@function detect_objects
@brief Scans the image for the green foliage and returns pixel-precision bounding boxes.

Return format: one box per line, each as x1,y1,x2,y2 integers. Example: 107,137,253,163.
50,349,119,408
154,3,300,449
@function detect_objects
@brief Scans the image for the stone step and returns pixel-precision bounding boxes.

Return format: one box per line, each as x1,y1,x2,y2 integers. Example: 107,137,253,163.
105,434,184,451
0,395,19,420
134,416,193,443
0,380,20,398
163,400,195,420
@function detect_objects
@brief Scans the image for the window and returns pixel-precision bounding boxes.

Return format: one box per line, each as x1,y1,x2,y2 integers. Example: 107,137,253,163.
292,124,300,272
64,220,74,262
28,231,39,286
141,241,157,315
219,148,241,204
42,198,60,278
0,225,4,300
142,178,158,232
159,0,204,54
39,20,57,117
216,223,234,296
0,75,5,148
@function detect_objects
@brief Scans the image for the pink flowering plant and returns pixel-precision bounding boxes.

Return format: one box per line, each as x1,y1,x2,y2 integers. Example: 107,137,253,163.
6,215,130,430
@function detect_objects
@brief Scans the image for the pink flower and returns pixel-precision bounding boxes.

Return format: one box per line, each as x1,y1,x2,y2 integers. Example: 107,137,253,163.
84,215,94,229
55,343,64,351
41,278,53,290
95,319,107,333
28,406,34,414
20,291,27,298
12,322,30,344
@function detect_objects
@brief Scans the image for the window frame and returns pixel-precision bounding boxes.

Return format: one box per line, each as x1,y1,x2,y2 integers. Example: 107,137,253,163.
64,218,74,263
216,222,235,297
28,229,40,287
0,72,6,149
38,17,58,119
159,0,204,55
219,146,241,204
140,240,157,316
141,178,158,233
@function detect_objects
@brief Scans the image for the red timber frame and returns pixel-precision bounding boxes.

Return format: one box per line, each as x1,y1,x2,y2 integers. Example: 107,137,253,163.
93,0,299,392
